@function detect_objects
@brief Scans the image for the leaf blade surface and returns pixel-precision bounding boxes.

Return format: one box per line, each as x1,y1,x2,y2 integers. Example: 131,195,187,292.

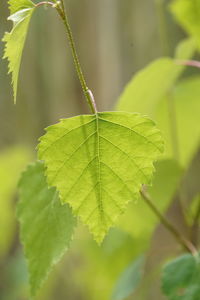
3,0,35,102
38,112,164,243
17,161,76,296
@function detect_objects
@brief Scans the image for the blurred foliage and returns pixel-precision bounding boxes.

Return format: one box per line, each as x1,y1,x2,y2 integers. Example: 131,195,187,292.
170,0,200,50
156,76,200,166
162,253,200,300
117,159,183,240
0,147,31,258
116,38,195,115
112,255,145,300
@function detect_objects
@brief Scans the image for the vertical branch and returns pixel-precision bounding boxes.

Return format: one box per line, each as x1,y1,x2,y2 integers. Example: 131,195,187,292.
55,1,97,114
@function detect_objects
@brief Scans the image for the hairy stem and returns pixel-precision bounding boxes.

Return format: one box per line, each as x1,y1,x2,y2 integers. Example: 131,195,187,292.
55,1,97,114
140,186,198,256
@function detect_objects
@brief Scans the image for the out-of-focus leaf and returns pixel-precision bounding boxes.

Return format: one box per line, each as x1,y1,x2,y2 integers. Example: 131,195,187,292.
17,161,76,297
162,253,200,300
112,256,145,300
3,0,35,102
118,159,183,238
0,147,31,258
116,39,195,116
72,226,144,300
156,76,200,166
170,0,200,50
38,112,163,244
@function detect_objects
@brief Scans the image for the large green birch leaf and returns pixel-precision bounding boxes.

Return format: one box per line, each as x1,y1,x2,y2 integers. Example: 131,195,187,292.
170,0,200,50
38,112,164,243
17,161,76,297
3,0,35,103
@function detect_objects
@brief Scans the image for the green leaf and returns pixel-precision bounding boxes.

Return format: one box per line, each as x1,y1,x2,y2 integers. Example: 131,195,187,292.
156,75,200,166
0,147,31,258
116,39,195,117
38,112,164,243
17,161,76,297
3,0,35,103
112,256,145,300
8,0,35,14
162,253,200,300
170,0,200,50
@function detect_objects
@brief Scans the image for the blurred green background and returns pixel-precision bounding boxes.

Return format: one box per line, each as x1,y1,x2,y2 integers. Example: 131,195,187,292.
0,0,199,299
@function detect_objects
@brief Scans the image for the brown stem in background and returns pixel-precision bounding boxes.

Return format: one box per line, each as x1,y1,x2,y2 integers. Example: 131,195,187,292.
191,197,200,246
35,1,55,8
140,186,198,256
176,59,200,68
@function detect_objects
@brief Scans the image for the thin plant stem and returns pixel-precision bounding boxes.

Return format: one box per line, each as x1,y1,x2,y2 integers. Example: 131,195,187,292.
176,59,200,69
35,1,55,8
36,1,97,114
191,196,200,246
140,186,198,257
55,1,97,114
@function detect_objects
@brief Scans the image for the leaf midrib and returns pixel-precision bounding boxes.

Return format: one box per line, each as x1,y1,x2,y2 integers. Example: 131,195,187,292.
95,113,104,224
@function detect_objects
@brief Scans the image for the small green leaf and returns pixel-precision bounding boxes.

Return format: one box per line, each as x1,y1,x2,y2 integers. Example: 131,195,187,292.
38,112,164,243
112,256,145,300
17,161,76,297
3,0,35,103
170,0,200,50
8,0,35,14
162,253,200,300
116,39,195,116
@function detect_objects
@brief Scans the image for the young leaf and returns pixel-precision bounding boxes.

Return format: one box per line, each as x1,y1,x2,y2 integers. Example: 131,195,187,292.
170,0,200,50
3,0,35,103
17,161,76,297
112,256,145,300
162,253,200,300
116,38,195,116
8,0,35,14
38,112,164,243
